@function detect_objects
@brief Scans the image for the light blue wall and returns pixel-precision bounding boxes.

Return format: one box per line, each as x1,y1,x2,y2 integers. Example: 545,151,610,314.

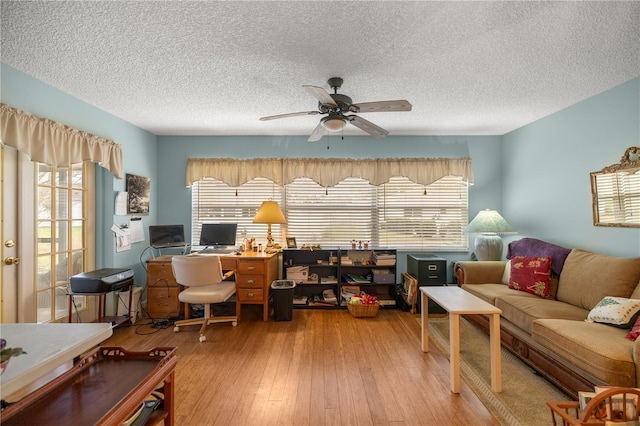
156,135,503,277
502,77,640,257
1,63,158,284
5,60,637,285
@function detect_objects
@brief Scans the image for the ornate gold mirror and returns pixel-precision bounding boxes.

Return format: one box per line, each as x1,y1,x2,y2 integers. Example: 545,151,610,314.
591,147,640,227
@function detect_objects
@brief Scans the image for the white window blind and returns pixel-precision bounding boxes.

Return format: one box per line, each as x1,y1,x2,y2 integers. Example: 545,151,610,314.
285,177,377,247
192,175,468,250
378,176,468,249
593,171,640,226
191,177,284,245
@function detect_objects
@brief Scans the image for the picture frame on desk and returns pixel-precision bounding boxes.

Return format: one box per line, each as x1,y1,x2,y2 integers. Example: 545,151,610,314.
287,237,297,248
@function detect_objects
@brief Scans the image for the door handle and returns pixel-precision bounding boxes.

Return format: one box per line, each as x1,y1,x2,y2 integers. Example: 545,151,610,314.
4,256,20,266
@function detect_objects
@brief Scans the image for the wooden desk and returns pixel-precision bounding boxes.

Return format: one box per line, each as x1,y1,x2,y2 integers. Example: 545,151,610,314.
420,286,502,393
0,323,113,400
146,252,279,322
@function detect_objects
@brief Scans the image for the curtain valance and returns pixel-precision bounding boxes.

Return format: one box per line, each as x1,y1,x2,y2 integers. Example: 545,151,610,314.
186,157,473,187
0,103,123,179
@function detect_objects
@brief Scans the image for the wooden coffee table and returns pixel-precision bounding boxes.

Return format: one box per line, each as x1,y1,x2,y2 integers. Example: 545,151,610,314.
421,286,502,393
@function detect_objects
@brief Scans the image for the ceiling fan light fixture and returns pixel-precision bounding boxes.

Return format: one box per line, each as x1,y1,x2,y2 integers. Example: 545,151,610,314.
322,116,347,132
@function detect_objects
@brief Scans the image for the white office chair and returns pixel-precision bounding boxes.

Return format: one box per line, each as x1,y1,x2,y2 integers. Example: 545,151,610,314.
171,254,238,342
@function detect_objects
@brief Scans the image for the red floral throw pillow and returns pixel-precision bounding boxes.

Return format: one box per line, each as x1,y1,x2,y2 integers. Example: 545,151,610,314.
626,316,640,341
508,256,552,298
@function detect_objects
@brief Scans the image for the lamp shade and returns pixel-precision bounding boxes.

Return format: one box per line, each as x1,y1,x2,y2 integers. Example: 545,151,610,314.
252,201,286,224
321,116,347,132
464,209,516,234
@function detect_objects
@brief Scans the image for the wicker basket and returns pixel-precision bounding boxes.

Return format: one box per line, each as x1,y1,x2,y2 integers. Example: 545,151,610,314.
347,302,380,318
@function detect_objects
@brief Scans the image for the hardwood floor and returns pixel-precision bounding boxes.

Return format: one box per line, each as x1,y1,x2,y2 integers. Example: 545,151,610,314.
103,306,498,425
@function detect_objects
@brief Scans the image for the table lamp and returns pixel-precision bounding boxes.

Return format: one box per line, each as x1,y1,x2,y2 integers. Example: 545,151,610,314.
464,209,516,261
252,201,286,252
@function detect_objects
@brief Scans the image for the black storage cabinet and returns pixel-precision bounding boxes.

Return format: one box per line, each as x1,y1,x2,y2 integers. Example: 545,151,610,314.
407,254,447,313
271,280,296,321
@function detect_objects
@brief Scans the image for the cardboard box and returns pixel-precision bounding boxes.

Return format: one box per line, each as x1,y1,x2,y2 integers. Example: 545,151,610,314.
286,266,308,283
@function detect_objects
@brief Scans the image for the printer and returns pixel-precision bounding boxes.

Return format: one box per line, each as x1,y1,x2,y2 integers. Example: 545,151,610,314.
69,268,134,293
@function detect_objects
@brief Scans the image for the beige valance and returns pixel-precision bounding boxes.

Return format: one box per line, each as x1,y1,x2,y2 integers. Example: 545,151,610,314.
186,157,473,187
0,103,123,179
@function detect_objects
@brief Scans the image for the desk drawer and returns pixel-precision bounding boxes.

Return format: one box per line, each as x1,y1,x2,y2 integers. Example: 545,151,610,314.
237,275,264,288
147,263,178,287
238,261,265,275
221,258,237,271
147,287,180,318
237,288,264,303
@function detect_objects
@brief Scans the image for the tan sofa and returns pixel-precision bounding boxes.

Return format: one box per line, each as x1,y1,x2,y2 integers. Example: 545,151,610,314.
455,240,640,398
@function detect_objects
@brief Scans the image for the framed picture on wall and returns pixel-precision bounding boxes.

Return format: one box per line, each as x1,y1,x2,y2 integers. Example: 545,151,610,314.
126,173,150,215
287,237,297,248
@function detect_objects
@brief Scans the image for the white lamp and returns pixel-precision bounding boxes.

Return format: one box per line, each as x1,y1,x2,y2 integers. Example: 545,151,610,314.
464,209,517,261
321,115,347,132
252,201,286,252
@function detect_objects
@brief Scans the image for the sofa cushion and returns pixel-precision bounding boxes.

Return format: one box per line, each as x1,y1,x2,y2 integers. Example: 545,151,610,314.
556,249,640,310
496,295,588,334
533,319,637,387
586,296,640,328
461,283,536,305
508,256,552,298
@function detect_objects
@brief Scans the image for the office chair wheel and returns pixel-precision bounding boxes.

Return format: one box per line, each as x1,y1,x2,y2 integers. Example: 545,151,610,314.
173,326,180,333
232,321,237,326
199,335,206,343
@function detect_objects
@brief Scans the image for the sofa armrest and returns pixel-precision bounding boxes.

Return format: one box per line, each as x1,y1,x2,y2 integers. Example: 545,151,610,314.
454,261,507,286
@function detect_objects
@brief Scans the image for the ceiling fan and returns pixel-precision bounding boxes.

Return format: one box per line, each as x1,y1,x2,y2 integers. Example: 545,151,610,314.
259,77,412,142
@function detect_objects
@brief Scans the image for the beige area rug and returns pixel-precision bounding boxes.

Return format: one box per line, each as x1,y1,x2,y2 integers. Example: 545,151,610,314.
422,316,569,426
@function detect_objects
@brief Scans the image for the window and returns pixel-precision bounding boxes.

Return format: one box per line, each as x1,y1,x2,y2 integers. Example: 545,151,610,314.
36,162,89,323
192,175,468,250
192,177,283,245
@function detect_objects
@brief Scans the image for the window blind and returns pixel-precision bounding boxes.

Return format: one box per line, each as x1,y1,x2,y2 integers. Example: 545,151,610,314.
192,175,468,250
191,177,284,245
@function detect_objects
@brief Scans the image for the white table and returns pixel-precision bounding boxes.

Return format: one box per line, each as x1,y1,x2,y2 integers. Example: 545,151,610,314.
421,286,502,393
0,323,113,399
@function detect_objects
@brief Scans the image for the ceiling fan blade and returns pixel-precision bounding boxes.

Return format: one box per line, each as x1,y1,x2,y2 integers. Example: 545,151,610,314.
303,85,338,107
347,115,389,138
307,122,325,142
259,111,320,121
350,100,412,113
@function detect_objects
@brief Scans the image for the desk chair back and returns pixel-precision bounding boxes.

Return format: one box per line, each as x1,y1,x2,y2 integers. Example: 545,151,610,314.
171,254,224,288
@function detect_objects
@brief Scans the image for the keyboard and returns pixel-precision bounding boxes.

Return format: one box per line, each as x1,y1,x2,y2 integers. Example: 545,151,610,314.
198,248,234,255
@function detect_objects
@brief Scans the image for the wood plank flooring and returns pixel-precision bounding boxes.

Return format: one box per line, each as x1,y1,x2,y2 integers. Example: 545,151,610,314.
103,306,498,425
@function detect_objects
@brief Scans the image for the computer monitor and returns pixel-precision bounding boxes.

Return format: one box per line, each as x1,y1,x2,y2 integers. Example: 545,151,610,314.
149,224,186,248
199,223,238,247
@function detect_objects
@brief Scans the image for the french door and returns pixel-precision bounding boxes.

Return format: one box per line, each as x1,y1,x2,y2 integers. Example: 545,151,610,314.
1,144,96,323
1,144,35,322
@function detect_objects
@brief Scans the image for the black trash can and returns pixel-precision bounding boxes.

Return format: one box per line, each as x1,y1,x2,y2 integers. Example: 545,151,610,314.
271,280,296,321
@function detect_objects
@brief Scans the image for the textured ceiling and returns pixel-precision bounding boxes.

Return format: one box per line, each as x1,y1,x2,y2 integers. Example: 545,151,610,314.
1,1,639,138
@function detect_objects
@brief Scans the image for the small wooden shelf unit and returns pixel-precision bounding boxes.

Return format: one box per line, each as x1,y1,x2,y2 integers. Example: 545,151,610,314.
283,248,398,309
